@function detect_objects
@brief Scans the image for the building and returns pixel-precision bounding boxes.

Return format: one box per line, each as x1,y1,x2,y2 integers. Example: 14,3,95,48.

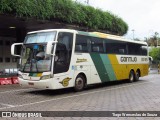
0,14,93,72
0,15,72,71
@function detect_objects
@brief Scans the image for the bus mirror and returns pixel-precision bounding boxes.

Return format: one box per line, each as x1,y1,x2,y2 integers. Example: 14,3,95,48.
46,41,57,55
11,43,23,57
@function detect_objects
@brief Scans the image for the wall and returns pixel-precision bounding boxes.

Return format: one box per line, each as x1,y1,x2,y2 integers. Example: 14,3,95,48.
0,37,17,71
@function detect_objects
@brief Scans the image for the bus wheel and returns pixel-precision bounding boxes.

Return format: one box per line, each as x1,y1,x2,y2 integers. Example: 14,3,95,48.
74,75,85,92
129,70,134,83
135,70,140,81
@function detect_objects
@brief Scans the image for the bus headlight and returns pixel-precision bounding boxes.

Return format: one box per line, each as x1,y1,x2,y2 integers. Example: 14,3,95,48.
40,75,52,80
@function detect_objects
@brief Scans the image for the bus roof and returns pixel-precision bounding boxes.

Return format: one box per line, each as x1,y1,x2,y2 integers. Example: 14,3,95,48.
27,29,147,45
77,31,147,45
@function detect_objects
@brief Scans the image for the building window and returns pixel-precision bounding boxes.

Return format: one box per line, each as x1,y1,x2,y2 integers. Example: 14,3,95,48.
0,40,3,45
5,41,10,46
0,58,3,62
5,58,10,62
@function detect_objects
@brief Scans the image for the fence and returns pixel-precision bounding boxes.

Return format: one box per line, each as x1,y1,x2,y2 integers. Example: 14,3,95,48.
0,68,19,85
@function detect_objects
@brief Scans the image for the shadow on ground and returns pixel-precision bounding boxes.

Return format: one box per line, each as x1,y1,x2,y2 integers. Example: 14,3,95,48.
25,79,145,96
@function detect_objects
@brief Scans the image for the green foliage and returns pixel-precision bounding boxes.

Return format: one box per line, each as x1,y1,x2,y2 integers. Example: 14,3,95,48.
0,0,128,35
147,32,160,47
0,0,13,13
149,47,160,62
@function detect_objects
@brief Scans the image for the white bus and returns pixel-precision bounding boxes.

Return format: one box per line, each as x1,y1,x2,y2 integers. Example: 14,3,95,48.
11,29,149,91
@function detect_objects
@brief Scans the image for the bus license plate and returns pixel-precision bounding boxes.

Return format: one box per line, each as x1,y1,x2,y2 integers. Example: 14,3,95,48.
28,82,34,85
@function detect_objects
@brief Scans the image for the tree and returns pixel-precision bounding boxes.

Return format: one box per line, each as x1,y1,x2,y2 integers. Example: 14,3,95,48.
0,0,128,35
146,32,159,47
149,47,160,63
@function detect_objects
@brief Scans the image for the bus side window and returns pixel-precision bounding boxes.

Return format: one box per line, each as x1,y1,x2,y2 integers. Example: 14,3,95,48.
105,39,127,54
75,45,82,51
141,45,147,55
54,32,73,74
75,35,90,53
128,43,147,56
91,37,104,53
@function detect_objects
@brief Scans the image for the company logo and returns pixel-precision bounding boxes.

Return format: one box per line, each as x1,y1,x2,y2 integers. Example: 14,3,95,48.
76,58,87,63
2,112,11,117
120,57,137,62
59,77,72,87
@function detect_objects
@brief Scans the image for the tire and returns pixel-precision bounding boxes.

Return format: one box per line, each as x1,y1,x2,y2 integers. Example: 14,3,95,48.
129,70,135,83
135,70,140,81
74,75,85,92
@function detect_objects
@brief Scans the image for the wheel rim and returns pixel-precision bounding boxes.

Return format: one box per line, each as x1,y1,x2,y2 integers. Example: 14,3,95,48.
76,77,84,90
130,72,134,82
136,72,139,80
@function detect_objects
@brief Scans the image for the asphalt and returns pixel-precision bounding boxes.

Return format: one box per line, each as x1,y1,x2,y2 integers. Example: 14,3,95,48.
0,70,160,119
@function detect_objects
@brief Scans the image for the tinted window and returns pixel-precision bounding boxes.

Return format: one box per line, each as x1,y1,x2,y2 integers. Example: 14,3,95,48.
141,45,148,55
105,39,127,54
91,37,104,53
128,43,147,55
128,43,138,55
75,35,90,53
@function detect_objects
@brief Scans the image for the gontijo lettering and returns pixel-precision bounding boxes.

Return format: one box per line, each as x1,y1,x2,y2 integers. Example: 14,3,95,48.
120,57,137,62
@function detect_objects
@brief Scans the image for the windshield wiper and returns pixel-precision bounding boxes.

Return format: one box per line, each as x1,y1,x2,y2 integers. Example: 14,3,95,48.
22,57,31,72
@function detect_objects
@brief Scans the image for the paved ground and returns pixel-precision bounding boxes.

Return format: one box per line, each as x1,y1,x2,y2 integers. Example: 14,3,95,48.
0,70,160,119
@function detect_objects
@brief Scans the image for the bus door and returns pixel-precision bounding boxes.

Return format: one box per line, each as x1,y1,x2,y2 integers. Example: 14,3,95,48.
53,32,73,76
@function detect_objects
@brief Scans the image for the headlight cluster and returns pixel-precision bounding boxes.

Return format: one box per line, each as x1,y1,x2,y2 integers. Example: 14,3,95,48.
40,75,53,80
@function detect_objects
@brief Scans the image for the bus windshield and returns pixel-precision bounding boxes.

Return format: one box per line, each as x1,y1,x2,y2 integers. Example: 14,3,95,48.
20,44,52,72
19,31,56,72
25,31,56,43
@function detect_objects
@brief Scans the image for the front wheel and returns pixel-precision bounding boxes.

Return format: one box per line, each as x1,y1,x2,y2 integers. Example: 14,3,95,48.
74,75,85,92
129,70,135,83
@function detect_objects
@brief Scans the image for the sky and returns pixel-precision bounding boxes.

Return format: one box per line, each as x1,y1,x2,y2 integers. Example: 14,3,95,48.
74,0,160,40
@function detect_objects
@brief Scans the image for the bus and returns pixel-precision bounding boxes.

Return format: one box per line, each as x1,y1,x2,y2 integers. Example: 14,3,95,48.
11,29,149,91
